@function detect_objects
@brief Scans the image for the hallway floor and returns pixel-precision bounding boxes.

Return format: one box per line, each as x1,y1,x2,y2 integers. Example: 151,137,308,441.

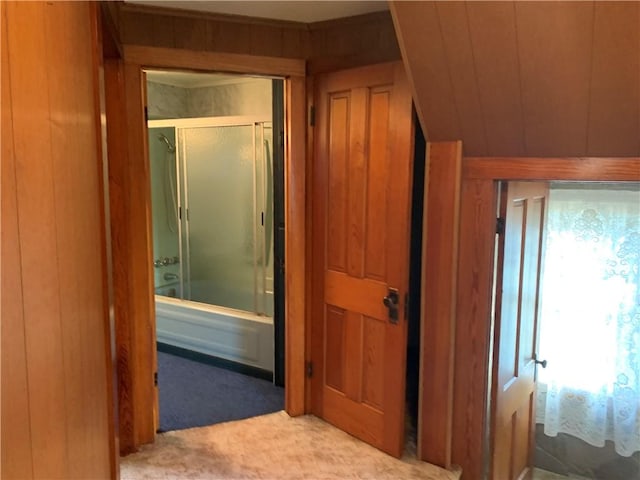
121,411,461,480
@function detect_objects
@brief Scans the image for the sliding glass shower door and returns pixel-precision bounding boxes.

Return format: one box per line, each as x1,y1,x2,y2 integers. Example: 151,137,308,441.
149,118,274,316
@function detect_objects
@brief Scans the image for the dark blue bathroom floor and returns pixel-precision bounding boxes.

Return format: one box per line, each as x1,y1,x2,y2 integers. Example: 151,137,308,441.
157,351,284,432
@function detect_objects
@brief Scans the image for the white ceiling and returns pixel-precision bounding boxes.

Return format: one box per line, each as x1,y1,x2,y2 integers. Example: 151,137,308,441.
125,1,389,23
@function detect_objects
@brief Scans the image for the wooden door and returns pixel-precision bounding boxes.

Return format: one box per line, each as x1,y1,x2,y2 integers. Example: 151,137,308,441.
491,182,548,480
310,62,414,457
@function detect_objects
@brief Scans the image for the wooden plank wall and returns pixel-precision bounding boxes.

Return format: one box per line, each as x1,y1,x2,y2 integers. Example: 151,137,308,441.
118,3,310,58
1,2,115,479
391,1,640,157
116,3,400,73
307,11,401,73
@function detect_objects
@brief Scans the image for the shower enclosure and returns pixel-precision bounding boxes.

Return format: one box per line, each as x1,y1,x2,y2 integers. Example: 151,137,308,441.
149,116,274,318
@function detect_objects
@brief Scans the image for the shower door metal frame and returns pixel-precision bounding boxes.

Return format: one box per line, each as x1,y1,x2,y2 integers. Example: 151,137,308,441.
148,115,272,316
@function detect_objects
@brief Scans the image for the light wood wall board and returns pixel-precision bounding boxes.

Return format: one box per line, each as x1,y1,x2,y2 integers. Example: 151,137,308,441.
391,1,640,157
515,1,594,157
43,2,113,475
434,3,488,155
1,3,33,478
390,1,460,141
2,2,114,478
7,2,72,475
586,2,640,155
465,1,526,156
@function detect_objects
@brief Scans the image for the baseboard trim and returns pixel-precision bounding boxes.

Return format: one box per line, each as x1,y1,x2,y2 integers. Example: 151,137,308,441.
157,342,274,382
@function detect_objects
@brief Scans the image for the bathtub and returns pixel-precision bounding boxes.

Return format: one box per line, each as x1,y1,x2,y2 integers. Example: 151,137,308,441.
155,291,274,373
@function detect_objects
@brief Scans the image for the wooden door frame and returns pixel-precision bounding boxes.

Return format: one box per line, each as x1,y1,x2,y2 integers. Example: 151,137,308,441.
451,156,640,479
105,45,307,453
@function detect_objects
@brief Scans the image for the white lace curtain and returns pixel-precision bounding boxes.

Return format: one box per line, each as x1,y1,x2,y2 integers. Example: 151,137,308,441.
535,186,640,457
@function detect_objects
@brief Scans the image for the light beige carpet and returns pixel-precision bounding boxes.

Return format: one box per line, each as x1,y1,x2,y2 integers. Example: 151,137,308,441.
121,411,461,480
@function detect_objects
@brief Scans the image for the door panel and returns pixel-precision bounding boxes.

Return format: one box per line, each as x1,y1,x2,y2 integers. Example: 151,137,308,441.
311,62,414,457
491,182,548,480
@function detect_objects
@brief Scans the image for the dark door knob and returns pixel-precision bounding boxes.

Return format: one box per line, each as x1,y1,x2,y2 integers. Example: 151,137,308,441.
534,358,547,369
383,288,399,323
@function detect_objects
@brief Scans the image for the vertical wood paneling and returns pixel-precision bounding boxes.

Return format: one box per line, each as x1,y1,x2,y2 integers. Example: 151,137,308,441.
435,2,488,155
308,12,400,74
250,22,283,56
1,3,33,477
516,1,595,156
120,11,154,46
44,3,111,475
347,88,368,278
466,1,526,156
3,2,113,478
7,2,70,476
587,1,640,156
394,1,639,156
150,13,175,48
364,90,390,281
390,1,460,140
420,141,462,468
173,16,207,50
327,95,349,272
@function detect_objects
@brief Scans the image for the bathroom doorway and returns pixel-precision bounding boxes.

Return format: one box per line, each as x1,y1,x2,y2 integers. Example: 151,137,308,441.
145,69,286,431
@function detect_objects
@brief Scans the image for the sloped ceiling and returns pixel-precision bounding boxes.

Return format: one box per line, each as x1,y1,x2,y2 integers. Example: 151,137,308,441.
391,1,640,157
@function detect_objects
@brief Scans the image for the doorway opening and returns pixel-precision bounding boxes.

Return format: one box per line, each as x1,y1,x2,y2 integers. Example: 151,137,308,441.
490,180,640,480
532,182,640,479
145,69,286,432
406,114,426,452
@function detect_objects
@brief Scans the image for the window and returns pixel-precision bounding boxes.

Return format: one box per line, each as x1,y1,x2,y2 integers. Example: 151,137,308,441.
536,184,640,457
